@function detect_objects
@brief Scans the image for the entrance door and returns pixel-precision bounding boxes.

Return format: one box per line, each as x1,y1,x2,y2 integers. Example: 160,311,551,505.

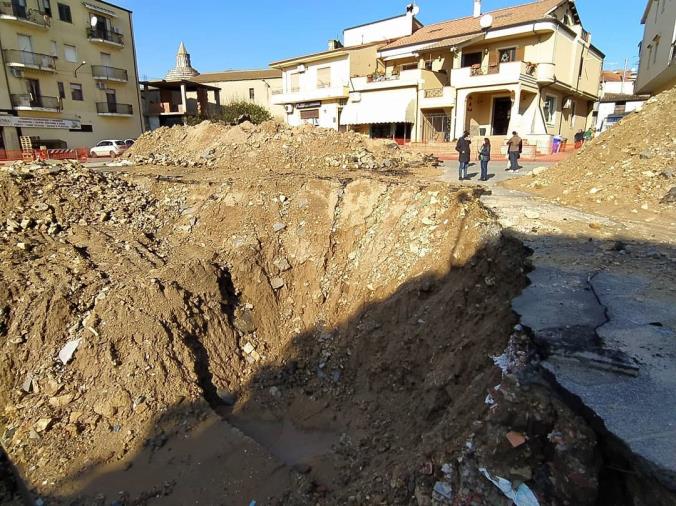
106,89,117,113
26,79,41,107
492,97,512,135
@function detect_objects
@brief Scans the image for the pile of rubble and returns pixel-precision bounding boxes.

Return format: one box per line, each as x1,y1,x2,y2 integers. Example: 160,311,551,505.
508,86,676,223
126,120,439,171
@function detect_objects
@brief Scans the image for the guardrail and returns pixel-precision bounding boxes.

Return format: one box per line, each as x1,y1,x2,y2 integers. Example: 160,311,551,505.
96,102,133,115
91,65,128,81
3,49,56,70
10,94,60,110
86,27,123,45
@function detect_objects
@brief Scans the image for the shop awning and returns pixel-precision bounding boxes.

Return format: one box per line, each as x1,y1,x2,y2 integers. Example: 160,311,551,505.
340,88,417,125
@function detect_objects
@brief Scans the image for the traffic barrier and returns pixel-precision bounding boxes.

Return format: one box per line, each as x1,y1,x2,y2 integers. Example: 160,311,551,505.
0,148,90,162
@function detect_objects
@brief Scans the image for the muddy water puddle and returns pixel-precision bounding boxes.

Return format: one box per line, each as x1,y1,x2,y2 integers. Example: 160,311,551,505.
225,414,338,467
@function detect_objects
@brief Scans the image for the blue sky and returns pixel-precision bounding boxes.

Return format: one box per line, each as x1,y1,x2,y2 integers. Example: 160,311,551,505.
116,0,645,79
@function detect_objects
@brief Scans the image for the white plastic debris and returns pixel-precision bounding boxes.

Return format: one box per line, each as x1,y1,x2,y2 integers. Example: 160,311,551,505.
58,338,82,365
479,468,540,506
484,393,495,406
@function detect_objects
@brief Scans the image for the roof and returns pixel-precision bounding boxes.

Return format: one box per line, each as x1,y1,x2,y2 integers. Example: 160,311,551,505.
140,79,221,92
641,0,653,24
381,0,566,50
343,13,422,32
95,0,132,14
192,69,282,83
602,70,635,82
270,41,382,68
421,33,484,51
600,93,650,103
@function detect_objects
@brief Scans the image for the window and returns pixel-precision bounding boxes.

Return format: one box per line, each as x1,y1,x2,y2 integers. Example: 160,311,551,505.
289,73,300,92
317,67,331,88
70,83,83,101
40,0,51,16
499,47,516,63
57,81,65,99
69,124,92,132
647,45,653,69
654,37,660,65
614,101,627,115
64,44,76,63
461,51,482,67
57,3,71,23
655,0,660,22
543,95,556,124
50,40,57,56
401,63,418,71
248,88,255,100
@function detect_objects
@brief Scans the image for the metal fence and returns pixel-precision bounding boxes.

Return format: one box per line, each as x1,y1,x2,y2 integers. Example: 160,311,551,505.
421,113,452,143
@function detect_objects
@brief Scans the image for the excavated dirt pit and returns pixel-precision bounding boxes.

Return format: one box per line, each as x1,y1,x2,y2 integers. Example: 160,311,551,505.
0,125,610,505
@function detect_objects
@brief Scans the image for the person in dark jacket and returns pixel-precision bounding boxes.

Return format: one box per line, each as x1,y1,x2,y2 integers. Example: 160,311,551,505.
479,138,491,181
455,131,471,180
506,131,522,172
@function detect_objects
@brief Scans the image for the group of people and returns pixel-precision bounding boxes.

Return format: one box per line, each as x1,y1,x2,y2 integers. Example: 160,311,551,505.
455,131,523,181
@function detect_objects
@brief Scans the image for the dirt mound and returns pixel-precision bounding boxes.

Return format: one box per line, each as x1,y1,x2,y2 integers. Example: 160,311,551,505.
126,120,439,171
506,86,676,225
0,150,607,503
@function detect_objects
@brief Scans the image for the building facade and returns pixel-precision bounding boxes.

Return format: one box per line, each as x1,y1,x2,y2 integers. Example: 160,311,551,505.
0,0,143,152
270,9,421,131
596,70,648,133
270,0,604,154
635,0,676,94
192,69,285,119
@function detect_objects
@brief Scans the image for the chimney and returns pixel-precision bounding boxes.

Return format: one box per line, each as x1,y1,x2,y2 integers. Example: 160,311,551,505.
473,0,481,18
328,39,343,51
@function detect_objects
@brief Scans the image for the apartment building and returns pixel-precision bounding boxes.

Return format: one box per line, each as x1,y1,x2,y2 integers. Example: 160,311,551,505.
270,8,422,130
635,0,676,94
192,69,285,119
0,0,143,152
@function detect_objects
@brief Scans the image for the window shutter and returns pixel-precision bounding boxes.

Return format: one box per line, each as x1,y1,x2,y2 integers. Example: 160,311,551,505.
488,50,499,67
516,46,525,61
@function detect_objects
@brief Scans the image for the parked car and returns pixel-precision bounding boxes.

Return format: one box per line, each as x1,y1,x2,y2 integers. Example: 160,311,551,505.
124,138,136,147
89,140,128,158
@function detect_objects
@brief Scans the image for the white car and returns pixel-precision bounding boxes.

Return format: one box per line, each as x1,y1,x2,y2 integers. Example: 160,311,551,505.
89,140,128,158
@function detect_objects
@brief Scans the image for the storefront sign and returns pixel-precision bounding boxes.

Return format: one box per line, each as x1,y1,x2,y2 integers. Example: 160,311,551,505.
295,101,321,110
0,116,81,130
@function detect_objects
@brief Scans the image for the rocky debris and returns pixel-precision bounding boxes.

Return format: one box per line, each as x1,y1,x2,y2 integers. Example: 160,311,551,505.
125,120,438,172
506,85,676,224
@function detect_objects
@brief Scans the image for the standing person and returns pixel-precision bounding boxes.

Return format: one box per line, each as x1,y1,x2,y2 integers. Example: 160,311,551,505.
506,131,522,172
479,138,491,181
455,131,471,180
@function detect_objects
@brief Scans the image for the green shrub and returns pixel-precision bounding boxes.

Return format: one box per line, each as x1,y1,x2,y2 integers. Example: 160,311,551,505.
219,100,272,125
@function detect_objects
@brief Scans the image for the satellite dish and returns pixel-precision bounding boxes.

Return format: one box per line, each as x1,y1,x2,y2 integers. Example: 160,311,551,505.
411,4,420,15
479,14,493,29
90,16,98,27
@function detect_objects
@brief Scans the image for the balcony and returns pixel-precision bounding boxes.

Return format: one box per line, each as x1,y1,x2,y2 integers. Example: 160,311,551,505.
91,65,128,82
97,102,133,116
87,27,124,47
270,85,349,105
420,86,456,109
351,68,422,92
450,61,539,90
3,49,56,72
11,94,60,111
0,3,49,29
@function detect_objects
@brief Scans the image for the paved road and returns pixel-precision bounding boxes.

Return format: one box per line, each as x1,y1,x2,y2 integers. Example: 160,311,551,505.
481,185,676,492
438,160,554,185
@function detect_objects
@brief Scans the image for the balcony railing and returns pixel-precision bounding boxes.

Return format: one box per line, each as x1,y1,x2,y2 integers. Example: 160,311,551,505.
96,102,133,115
91,65,128,82
3,49,56,70
11,93,60,110
424,88,444,98
87,27,124,46
0,3,49,27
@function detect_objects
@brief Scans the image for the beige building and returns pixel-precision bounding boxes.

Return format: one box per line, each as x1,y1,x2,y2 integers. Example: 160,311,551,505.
635,0,676,94
192,69,285,119
0,0,143,152
271,0,603,154
270,8,421,130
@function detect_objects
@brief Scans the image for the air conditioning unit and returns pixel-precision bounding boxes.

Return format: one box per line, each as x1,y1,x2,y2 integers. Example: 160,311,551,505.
297,64,306,73
285,104,294,114
96,81,107,90
10,68,24,78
